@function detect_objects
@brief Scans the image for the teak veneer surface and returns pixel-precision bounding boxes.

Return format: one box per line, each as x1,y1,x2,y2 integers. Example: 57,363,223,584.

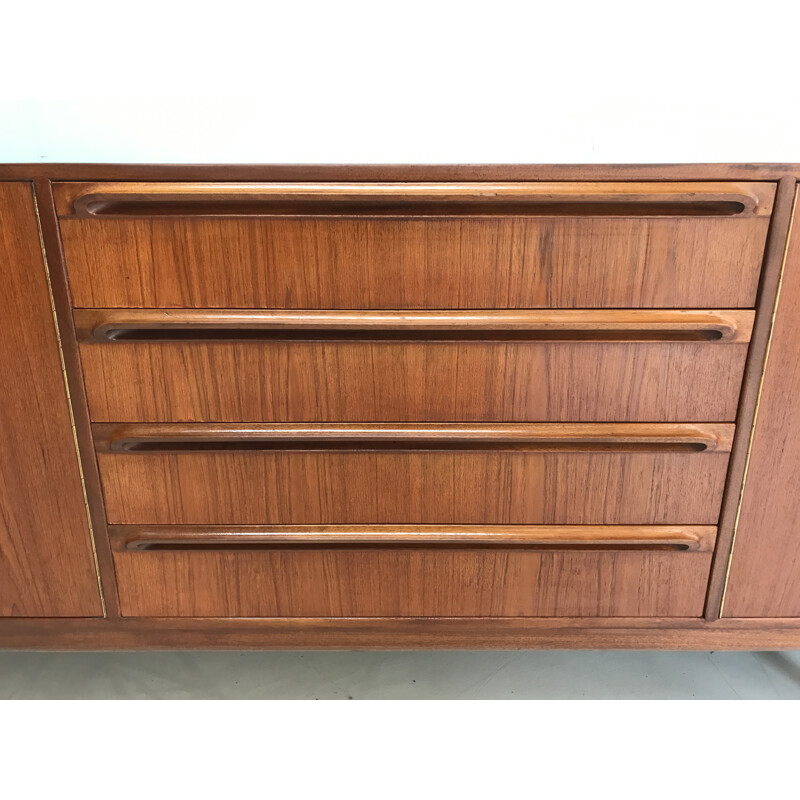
0,163,796,182
52,181,777,218
2,165,797,648
60,216,769,309
78,340,749,422
56,179,775,309
701,177,797,619
73,308,755,343
96,447,731,525
92,422,735,454
0,183,101,616
724,188,800,617
6,616,800,650
111,547,713,618
107,523,716,551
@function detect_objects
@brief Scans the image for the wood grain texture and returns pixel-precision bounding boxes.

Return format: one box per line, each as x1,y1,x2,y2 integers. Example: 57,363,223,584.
96,449,731,525
724,188,800,617
60,216,769,308
79,340,750,422
53,181,775,218
703,177,799,619
0,163,795,648
92,422,735,454
0,163,796,182
108,524,716,552
0,183,102,616
5,615,800,651
111,547,713,617
73,308,755,343
33,178,121,617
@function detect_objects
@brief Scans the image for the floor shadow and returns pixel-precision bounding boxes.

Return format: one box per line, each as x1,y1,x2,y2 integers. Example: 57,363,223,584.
755,651,800,687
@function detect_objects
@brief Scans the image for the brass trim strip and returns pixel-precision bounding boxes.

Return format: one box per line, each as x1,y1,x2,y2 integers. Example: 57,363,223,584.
719,187,799,617
31,184,107,617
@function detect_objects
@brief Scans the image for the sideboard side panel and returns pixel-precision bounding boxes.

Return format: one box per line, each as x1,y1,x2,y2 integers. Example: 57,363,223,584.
0,182,102,616
724,186,800,617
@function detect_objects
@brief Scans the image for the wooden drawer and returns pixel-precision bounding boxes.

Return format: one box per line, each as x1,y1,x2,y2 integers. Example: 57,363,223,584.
55,181,774,309
75,309,753,422
108,525,716,617
94,423,733,525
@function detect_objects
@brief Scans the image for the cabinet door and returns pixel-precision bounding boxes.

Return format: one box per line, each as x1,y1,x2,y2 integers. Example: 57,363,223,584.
0,182,102,616
724,187,800,617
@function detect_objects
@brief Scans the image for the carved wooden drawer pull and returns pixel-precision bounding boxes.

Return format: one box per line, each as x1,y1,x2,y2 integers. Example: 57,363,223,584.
93,422,734,454
109,524,716,553
55,181,775,218
75,309,754,344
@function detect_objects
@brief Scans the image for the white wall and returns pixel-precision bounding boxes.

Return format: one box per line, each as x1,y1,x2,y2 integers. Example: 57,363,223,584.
2,2,798,164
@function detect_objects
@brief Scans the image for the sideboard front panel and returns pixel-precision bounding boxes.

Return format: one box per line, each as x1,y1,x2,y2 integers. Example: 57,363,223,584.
4,165,800,648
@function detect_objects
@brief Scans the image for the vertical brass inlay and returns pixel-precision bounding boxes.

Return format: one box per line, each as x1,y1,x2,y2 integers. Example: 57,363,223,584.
719,187,798,617
31,184,107,616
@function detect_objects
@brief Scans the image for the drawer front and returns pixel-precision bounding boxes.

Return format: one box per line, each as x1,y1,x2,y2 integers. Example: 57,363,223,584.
76,310,752,423
55,181,774,309
94,423,733,525
109,526,716,617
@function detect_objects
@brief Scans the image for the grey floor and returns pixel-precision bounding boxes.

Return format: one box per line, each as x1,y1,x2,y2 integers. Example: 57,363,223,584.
1,650,799,699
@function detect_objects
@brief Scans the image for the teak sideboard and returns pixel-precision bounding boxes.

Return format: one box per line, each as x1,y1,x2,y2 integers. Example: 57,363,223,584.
2,163,800,650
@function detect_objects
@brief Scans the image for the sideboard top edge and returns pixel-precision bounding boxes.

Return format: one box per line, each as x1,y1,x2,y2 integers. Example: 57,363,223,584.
1,163,798,182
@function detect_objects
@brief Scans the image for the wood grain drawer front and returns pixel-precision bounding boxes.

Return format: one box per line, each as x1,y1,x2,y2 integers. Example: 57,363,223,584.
108,526,716,617
94,423,733,525
55,181,774,309
76,310,753,423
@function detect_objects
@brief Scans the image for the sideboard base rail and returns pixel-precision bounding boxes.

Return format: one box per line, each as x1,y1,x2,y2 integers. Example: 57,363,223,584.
3,616,800,650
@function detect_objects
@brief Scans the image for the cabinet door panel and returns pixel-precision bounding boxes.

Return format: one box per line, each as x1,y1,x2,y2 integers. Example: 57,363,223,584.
0,183,102,616
724,188,800,617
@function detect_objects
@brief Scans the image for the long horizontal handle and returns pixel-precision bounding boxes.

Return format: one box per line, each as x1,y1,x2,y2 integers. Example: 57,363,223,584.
74,309,754,344
93,423,734,453
54,181,775,218
108,524,716,552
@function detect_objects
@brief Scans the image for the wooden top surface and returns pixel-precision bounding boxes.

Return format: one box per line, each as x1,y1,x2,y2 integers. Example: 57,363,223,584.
1,164,800,182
